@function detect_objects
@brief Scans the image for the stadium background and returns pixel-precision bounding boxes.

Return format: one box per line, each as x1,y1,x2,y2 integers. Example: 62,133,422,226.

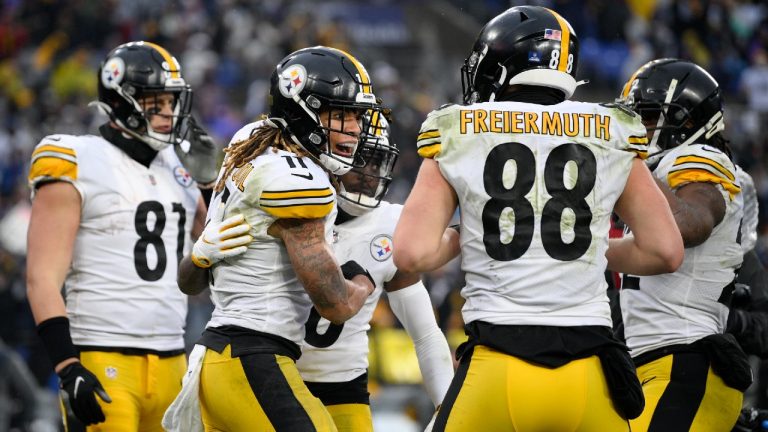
0,0,767,430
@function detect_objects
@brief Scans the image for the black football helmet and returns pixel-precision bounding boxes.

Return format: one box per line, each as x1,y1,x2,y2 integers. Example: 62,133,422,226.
617,58,724,152
269,46,381,175
338,113,399,216
92,41,193,150
462,6,580,104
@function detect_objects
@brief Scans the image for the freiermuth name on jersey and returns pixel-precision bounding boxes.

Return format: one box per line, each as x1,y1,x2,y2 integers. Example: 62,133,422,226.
457,109,612,141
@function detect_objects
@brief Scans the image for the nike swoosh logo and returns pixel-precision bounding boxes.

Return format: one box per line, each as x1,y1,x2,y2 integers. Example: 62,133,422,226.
641,376,656,386
74,376,85,396
291,172,313,180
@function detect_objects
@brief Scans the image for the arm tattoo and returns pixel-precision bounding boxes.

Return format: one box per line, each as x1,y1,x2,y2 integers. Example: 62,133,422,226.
280,218,347,309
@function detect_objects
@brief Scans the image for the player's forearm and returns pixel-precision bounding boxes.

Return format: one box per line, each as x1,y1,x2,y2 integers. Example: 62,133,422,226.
395,228,460,274
414,330,454,407
331,276,372,324
388,281,454,406
655,178,720,247
26,278,68,324
177,254,210,295
606,236,681,275
289,240,357,323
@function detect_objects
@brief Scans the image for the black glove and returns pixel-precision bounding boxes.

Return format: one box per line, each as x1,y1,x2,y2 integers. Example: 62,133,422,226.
341,260,375,288
58,362,111,425
733,407,768,431
175,116,220,187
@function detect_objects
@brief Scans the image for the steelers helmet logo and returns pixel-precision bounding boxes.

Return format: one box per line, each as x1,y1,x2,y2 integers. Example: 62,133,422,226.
370,234,393,262
101,57,126,89
279,64,308,98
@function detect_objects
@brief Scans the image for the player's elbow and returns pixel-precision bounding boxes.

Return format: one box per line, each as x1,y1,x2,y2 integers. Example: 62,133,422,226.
315,305,354,325
655,238,684,273
393,248,426,274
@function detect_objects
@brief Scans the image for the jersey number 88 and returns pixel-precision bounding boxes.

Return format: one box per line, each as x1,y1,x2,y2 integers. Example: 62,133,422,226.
482,142,596,262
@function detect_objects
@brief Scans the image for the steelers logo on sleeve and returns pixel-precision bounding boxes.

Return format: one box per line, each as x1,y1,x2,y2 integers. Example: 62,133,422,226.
370,234,393,261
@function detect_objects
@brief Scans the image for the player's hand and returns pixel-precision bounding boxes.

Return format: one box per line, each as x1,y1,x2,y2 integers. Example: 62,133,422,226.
341,260,375,294
191,206,252,268
58,362,111,425
175,116,219,188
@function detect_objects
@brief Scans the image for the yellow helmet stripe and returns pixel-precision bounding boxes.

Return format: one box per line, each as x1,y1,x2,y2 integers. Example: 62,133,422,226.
546,9,571,72
144,41,180,78
327,47,371,94
370,110,383,136
621,68,642,99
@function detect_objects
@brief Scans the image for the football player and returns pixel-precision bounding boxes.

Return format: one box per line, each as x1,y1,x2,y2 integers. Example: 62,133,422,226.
164,46,377,431
618,59,747,432
297,114,454,432
26,41,212,431
393,6,684,431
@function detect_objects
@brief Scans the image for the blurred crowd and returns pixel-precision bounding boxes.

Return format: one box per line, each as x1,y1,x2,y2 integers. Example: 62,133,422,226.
1,0,767,430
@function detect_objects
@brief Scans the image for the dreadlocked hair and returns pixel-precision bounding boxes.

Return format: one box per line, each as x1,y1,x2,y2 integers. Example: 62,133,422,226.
707,132,734,162
214,117,308,192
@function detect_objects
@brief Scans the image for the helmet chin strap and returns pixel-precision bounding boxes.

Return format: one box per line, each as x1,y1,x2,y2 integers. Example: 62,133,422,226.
338,192,374,216
680,111,725,147
318,152,353,175
88,101,173,151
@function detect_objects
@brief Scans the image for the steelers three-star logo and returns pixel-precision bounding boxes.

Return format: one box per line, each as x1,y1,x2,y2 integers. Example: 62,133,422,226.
370,234,393,262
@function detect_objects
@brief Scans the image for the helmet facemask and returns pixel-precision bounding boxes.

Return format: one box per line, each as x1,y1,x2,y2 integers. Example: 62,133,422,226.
338,114,398,216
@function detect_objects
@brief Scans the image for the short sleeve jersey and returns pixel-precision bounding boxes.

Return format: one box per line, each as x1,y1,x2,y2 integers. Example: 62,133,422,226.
297,202,401,382
621,144,743,357
417,101,648,327
207,121,337,346
28,134,201,351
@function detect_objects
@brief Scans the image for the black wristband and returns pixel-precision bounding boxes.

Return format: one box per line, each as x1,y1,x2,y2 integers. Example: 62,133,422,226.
37,316,79,366
341,260,375,288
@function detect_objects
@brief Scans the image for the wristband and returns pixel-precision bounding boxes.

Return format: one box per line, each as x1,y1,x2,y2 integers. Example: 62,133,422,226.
341,260,375,288
37,316,79,366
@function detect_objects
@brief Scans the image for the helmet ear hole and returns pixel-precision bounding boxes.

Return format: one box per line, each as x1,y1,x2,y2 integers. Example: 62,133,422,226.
127,114,141,129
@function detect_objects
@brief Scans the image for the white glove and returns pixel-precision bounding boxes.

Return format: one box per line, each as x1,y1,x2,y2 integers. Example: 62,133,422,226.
191,206,252,268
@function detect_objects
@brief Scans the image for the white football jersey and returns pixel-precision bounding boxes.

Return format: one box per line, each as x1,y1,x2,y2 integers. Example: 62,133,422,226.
28,133,201,351
736,165,758,253
417,101,649,328
207,121,337,346
621,144,743,357
297,202,401,382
